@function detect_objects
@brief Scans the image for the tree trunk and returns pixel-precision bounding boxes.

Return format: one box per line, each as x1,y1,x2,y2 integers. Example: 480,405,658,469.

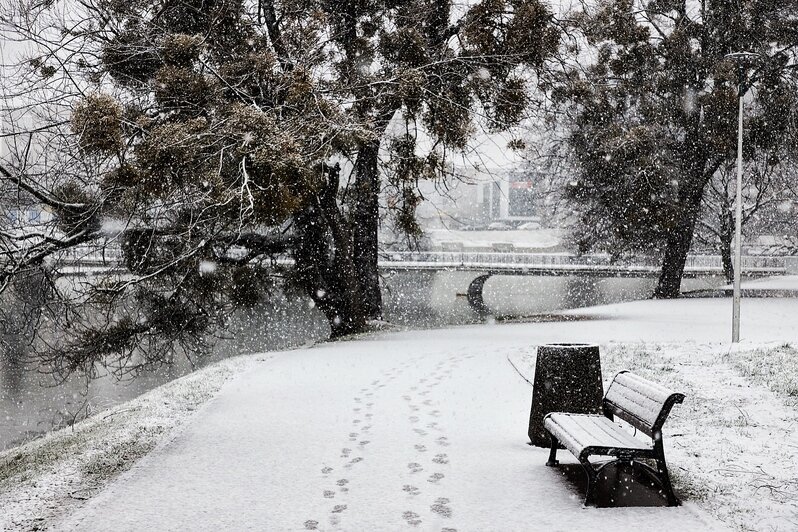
719,210,735,282
352,139,383,320
294,164,368,338
653,142,721,299
654,221,695,298
719,240,734,282
654,186,707,299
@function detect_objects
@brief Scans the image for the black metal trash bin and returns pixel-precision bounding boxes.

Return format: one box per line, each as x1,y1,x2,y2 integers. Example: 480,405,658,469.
527,343,604,447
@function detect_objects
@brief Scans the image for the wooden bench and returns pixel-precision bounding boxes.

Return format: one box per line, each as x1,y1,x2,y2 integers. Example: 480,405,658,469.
543,370,685,506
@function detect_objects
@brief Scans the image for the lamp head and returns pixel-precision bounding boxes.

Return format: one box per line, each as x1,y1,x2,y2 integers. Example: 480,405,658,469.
724,52,760,64
725,52,761,93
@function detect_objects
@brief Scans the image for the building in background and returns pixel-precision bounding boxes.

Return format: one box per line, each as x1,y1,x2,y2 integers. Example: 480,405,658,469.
415,165,551,230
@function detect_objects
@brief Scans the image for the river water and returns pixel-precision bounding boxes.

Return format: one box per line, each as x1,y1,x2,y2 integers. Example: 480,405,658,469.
0,271,724,450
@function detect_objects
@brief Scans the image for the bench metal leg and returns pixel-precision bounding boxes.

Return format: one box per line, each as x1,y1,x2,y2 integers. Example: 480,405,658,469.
546,434,559,466
579,456,598,506
652,440,680,506
656,458,680,506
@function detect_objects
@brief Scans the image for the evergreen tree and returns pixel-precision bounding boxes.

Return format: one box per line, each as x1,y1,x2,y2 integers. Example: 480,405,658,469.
263,0,559,317
0,0,558,376
548,0,798,296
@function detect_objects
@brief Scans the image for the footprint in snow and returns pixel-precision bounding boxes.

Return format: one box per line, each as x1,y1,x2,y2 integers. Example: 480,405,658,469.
323,490,335,499
321,467,333,474
414,444,427,453
336,479,349,486
436,436,450,447
332,504,347,514
427,472,445,483
303,519,319,530
433,453,449,465
403,484,420,496
431,497,452,518
402,511,422,527
408,462,424,473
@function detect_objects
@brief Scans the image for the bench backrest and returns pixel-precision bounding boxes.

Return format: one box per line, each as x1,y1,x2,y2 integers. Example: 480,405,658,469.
603,371,685,438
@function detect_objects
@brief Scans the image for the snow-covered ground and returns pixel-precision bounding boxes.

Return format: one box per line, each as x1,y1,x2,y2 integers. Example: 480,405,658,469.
0,355,259,531
2,295,798,531
728,275,798,291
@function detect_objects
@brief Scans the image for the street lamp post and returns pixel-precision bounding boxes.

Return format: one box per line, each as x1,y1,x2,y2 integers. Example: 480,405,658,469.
725,51,759,343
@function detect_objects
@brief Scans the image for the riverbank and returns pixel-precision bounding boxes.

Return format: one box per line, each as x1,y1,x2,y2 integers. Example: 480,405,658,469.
0,354,262,530
2,296,798,530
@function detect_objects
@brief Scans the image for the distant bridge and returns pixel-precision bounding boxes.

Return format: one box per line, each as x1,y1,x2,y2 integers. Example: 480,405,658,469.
378,251,787,277
53,247,793,313
377,251,791,313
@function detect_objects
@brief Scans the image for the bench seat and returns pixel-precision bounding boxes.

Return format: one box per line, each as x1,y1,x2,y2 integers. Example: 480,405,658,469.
544,413,652,460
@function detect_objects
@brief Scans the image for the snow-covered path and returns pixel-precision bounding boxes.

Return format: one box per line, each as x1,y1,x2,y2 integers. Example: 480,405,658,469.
58,328,723,531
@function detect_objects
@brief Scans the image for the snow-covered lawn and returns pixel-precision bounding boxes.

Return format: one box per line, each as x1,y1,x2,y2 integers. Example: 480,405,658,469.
729,275,798,291
1,295,797,531
511,342,798,532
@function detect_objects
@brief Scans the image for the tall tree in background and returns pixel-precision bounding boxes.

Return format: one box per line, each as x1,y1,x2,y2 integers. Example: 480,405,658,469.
548,0,798,297
0,0,558,378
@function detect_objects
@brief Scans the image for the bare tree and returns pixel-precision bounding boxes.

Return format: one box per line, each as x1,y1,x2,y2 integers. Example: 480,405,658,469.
697,155,798,280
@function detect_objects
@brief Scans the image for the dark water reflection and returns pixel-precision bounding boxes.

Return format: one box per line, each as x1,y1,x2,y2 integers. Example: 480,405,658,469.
1,271,725,450
0,293,329,450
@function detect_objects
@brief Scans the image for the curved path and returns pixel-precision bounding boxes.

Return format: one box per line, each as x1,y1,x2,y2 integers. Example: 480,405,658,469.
58,324,726,531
